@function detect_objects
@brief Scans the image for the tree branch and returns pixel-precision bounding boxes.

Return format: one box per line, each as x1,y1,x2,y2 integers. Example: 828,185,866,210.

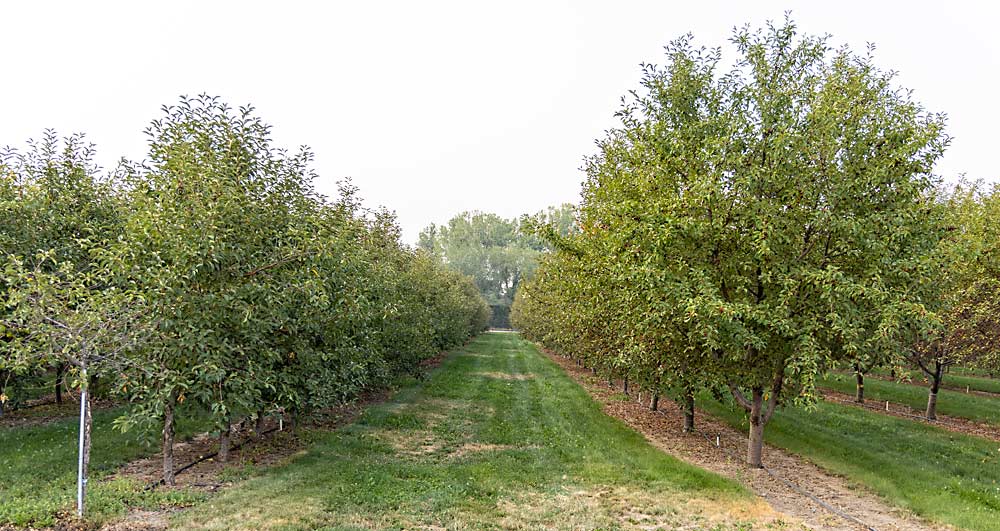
729,383,752,411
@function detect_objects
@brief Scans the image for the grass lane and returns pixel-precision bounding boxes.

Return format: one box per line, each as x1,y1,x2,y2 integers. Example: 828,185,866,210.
820,373,1000,425
174,333,759,531
702,395,1000,531
864,368,1000,395
0,405,213,527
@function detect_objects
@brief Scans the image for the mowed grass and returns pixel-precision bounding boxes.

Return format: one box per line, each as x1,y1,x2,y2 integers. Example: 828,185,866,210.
702,396,1000,531
820,373,1000,425
174,333,761,531
867,368,1000,395
0,405,213,527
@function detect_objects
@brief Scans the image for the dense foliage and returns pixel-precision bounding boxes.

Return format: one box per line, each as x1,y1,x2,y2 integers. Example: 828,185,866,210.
513,19,957,467
0,96,489,493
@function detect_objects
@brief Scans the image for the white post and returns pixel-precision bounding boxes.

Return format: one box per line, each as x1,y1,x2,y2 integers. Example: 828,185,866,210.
76,369,87,517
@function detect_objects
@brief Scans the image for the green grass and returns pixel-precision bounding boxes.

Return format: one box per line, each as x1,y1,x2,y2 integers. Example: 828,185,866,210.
867,368,1000,395
702,395,1000,531
821,373,1000,425
0,404,214,527
173,333,760,531
943,373,1000,394
951,366,999,379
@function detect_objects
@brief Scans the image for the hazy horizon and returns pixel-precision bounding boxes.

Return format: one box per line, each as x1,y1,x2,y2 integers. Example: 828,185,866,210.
3,1,997,244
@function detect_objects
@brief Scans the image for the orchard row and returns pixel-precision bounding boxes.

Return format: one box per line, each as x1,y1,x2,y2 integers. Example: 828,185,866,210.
0,95,489,487
512,21,1000,467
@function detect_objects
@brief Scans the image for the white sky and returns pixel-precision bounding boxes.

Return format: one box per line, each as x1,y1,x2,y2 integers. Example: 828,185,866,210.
3,1,998,244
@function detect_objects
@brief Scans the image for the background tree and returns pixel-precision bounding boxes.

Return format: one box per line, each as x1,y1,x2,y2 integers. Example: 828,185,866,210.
419,204,576,328
908,182,1000,419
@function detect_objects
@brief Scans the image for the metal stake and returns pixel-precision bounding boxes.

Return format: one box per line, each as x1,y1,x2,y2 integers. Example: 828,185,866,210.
77,370,87,517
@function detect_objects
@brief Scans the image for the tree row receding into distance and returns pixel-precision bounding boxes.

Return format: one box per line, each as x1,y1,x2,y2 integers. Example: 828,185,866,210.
512,18,1000,467
0,95,490,492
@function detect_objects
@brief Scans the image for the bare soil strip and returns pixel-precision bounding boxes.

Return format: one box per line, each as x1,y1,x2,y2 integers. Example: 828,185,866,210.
820,388,1000,442
544,351,949,531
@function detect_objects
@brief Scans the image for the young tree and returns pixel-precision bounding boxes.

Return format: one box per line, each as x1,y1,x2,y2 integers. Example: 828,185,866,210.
0,132,121,415
3,253,149,515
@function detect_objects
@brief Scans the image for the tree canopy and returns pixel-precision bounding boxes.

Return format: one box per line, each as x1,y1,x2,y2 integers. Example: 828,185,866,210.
1,96,490,494
514,18,950,467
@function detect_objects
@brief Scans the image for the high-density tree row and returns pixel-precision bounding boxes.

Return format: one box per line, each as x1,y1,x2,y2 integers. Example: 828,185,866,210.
0,95,490,486
512,19,1000,467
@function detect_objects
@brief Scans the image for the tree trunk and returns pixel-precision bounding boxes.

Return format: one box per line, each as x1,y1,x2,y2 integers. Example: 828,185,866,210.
855,367,865,404
219,417,232,462
683,389,695,432
255,410,266,437
926,361,943,421
623,375,629,395
162,394,176,486
649,393,659,411
748,388,765,468
55,364,65,405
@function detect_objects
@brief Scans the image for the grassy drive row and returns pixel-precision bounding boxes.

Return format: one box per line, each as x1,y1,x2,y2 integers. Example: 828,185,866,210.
702,396,1000,531
173,333,758,531
866,368,1000,395
950,366,999,380
820,373,1000,425
0,405,214,527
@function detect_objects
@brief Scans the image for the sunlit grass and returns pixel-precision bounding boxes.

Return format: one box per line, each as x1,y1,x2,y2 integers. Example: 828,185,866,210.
173,333,762,531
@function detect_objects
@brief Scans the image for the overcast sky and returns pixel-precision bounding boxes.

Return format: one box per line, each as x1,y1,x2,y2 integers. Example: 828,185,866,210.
3,1,998,244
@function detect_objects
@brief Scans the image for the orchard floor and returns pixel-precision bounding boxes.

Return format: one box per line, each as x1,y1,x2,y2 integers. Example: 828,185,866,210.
544,353,948,531
165,332,783,531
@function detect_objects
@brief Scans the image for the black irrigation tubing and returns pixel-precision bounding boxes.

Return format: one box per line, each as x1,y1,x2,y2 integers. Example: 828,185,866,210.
144,425,282,491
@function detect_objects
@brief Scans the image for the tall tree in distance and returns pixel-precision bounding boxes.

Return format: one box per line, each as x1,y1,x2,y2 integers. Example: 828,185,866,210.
419,204,576,328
